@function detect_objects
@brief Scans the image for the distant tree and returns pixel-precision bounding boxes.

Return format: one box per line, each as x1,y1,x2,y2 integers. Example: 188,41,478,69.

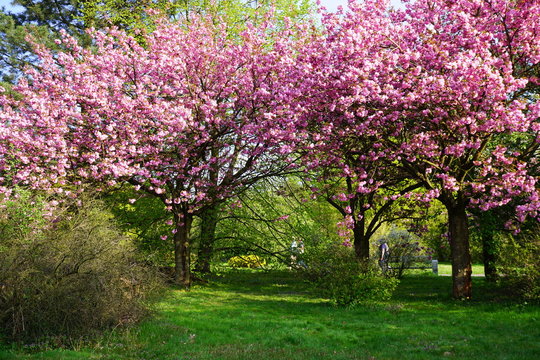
0,9,57,84
305,169,421,259
210,176,343,268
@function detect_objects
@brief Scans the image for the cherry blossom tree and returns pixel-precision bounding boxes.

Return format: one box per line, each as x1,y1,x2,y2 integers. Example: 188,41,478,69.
298,153,423,260
0,15,310,287
310,0,539,298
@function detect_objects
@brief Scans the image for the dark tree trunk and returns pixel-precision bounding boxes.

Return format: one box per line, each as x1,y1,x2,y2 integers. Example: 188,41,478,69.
482,232,498,282
478,211,499,282
445,199,473,299
353,217,369,260
195,205,219,273
173,212,193,288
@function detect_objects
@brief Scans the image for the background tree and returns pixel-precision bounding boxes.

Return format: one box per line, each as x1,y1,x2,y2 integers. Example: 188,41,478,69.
0,0,157,84
103,185,174,266
0,8,58,84
300,170,423,260
213,176,343,266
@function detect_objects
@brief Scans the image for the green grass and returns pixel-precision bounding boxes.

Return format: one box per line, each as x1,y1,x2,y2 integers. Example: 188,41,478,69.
398,262,485,277
1,269,538,360
437,262,485,276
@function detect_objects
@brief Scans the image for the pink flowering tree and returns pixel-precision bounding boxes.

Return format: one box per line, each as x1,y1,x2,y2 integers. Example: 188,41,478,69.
312,0,539,298
299,157,423,260
392,0,539,298
0,15,309,287
294,1,424,259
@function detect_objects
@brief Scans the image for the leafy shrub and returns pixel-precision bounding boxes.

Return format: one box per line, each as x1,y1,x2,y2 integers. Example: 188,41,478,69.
381,229,435,279
0,192,164,343
228,255,266,268
103,188,175,266
496,225,540,301
301,244,398,307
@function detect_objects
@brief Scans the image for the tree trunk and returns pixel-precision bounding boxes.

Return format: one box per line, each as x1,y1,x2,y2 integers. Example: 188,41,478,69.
195,205,219,273
353,217,369,260
173,212,193,288
482,232,498,282
478,211,498,282
445,200,473,299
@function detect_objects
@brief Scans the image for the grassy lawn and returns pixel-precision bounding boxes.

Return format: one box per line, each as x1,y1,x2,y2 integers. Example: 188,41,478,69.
437,262,485,276
1,269,538,360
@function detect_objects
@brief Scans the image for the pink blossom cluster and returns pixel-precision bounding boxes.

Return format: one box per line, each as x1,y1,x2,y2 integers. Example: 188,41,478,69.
0,15,307,217
299,0,540,227
0,0,539,231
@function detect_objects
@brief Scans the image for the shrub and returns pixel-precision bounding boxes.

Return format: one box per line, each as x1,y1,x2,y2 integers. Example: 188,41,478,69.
0,193,164,343
496,225,540,301
301,244,398,307
381,229,435,279
228,255,266,268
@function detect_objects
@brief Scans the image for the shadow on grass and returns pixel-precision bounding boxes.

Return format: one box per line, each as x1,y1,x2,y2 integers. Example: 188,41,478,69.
198,269,317,297
394,274,537,306
201,269,526,306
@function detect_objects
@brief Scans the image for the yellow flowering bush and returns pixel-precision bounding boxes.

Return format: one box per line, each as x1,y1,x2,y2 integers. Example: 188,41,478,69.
228,255,266,268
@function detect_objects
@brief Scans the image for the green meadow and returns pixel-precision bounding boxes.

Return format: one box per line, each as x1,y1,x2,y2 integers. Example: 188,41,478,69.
1,269,538,360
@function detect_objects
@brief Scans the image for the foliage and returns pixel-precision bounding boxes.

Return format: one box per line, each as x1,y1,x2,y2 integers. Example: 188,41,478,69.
79,0,174,32
496,224,540,301
103,186,174,266
302,243,398,306
0,8,59,84
227,255,266,268
381,228,435,279
421,204,450,262
0,192,164,342
209,177,342,268
0,188,48,242
79,0,316,35
11,0,84,32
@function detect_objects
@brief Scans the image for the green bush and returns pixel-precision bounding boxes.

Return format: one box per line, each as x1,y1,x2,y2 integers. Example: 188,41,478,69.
228,255,266,268
301,244,398,307
103,187,175,267
0,192,164,343
381,229,435,279
496,225,540,301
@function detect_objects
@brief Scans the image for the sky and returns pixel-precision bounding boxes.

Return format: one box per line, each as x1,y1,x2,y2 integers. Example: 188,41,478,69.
0,0,403,14
0,0,22,13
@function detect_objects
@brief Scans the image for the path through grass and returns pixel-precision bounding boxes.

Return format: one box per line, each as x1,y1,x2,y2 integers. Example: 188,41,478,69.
1,270,538,360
